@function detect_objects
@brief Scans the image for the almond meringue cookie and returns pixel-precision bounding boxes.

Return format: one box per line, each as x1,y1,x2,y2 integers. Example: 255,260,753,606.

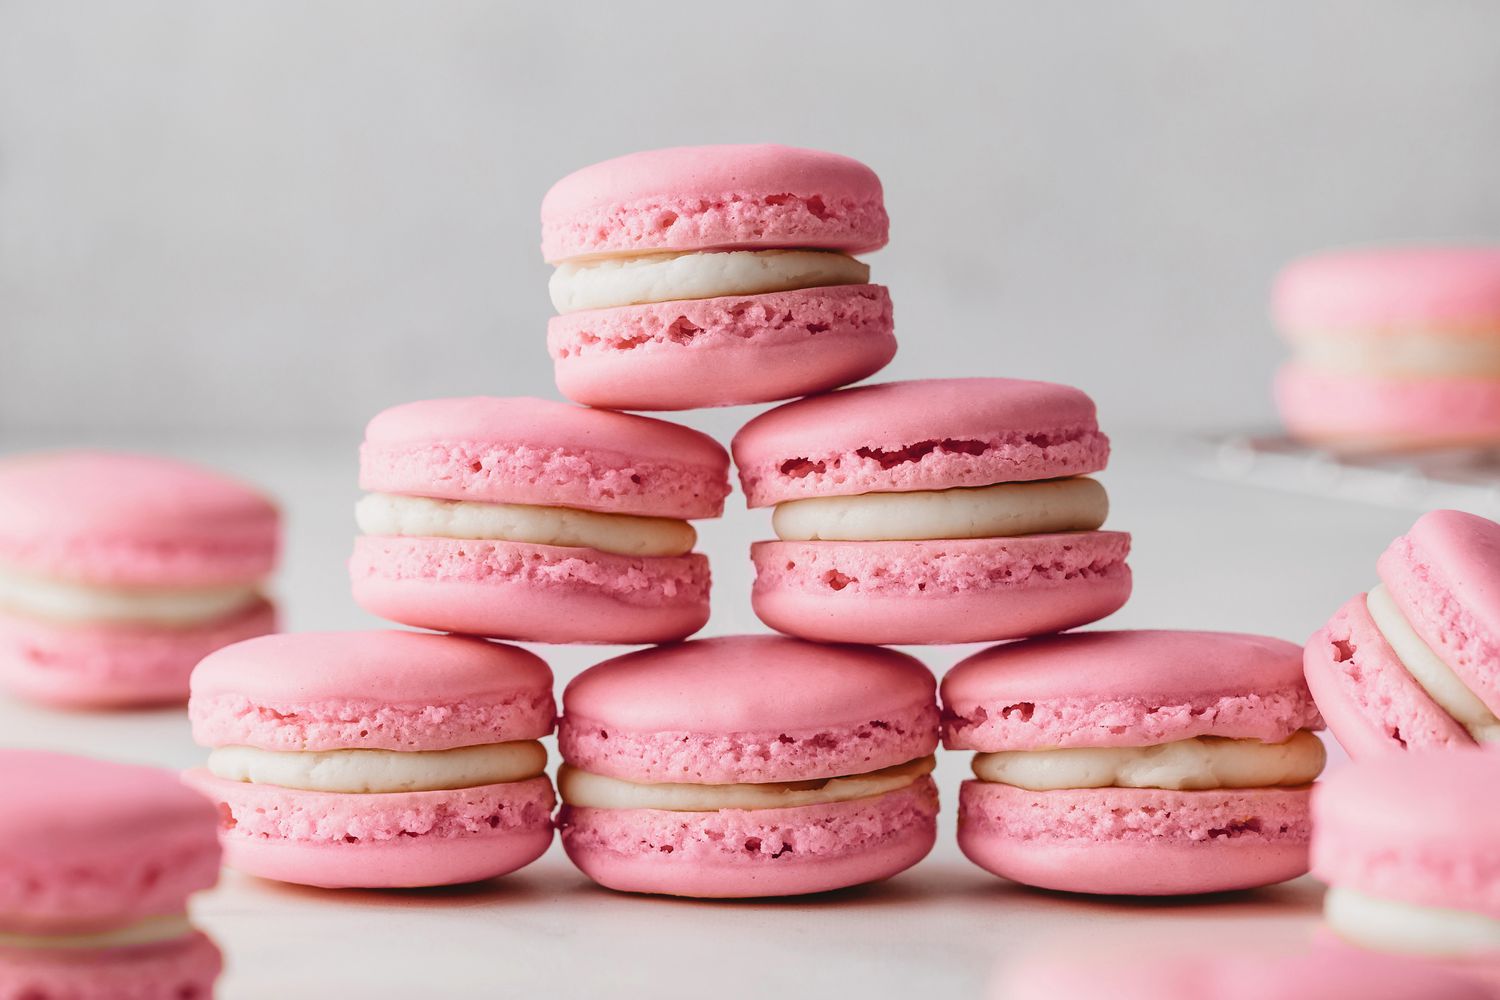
542,144,895,410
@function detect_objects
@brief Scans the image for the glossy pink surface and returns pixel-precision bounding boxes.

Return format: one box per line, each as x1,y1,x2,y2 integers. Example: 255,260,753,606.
1274,246,1500,331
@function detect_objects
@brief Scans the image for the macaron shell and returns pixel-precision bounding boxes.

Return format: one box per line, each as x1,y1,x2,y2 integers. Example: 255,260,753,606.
958,780,1312,895
1303,596,1475,756
349,537,709,644
0,599,277,709
360,396,731,519
750,533,1131,645
1379,509,1500,718
732,378,1109,507
0,450,278,587
1276,364,1500,448
0,931,222,1000
548,285,896,410
540,144,888,261
1274,246,1500,331
557,778,937,898
185,771,555,889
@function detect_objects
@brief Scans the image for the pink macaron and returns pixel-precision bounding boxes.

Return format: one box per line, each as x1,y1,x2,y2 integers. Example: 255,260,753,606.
942,630,1326,895
1313,750,1500,974
556,635,940,898
1274,246,1500,450
541,144,895,410
186,630,556,889
0,750,222,999
0,450,279,708
730,378,1131,645
350,396,730,644
1305,509,1500,757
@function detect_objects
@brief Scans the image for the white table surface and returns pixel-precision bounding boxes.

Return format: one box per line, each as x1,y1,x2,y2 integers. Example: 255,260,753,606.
0,427,1430,999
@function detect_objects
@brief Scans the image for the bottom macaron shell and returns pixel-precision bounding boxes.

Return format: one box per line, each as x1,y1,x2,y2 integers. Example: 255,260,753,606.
0,600,277,708
957,781,1312,895
1304,596,1474,757
349,537,709,643
186,772,555,889
0,931,222,1000
548,285,897,410
557,778,939,898
1276,364,1500,449
750,533,1131,644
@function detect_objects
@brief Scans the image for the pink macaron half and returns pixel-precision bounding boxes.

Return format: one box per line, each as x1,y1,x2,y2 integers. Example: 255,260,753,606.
186,630,557,889
1305,509,1500,757
943,630,1325,896
542,144,895,410
0,750,223,998
731,378,1131,645
556,635,940,898
350,396,730,644
0,450,279,708
1274,246,1500,450
1313,750,1500,973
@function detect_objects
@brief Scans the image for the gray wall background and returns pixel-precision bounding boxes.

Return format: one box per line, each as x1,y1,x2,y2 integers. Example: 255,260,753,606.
3,1,1499,437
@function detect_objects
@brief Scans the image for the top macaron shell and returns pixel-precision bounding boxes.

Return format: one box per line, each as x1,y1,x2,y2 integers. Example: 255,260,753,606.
732,378,1110,507
358,396,731,519
541,144,889,262
942,630,1323,752
559,635,939,784
0,750,221,934
1275,246,1500,332
0,450,279,586
190,630,556,752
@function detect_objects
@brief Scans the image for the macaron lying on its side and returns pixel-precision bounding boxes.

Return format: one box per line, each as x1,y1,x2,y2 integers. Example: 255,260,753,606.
942,630,1326,895
1305,509,1500,756
0,450,279,708
731,378,1132,645
1274,246,1500,450
0,751,223,999
1314,750,1500,972
542,144,896,410
186,631,557,889
556,636,940,898
349,396,730,643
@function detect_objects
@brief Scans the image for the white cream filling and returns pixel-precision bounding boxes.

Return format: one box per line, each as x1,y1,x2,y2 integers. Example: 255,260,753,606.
548,249,870,313
557,756,934,812
772,477,1108,542
1326,886,1500,957
971,731,1325,791
1366,583,1500,742
355,493,695,558
1291,331,1500,378
0,565,261,627
0,914,193,951
207,741,548,793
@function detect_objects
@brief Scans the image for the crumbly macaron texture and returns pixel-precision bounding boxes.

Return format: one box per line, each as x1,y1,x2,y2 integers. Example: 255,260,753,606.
540,144,888,261
1275,366,1500,447
0,450,278,586
0,931,224,1000
359,396,730,519
1274,246,1500,332
0,752,220,933
732,378,1110,507
942,630,1322,752
189,630,555,752
547,285,896,410
1303,595,1475,755
1312,751,1500,918
1378,509,1500,718
0,600,277,709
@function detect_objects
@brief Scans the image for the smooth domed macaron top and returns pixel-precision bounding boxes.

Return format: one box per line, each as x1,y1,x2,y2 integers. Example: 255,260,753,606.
359,396,731,519
0,450,279,585
1274,245,1500,333
541,144,889,261
732,378,1109,507
563,635,935,735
